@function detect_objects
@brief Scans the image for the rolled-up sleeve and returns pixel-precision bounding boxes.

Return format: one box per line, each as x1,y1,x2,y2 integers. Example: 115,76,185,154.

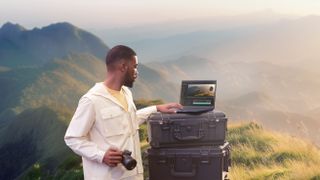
136,105,157,125
64,97,105,163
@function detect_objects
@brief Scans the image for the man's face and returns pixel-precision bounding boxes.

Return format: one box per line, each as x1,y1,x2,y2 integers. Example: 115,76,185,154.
124,56,138,88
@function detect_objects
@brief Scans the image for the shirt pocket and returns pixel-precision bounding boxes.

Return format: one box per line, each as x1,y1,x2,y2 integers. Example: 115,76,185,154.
100,107,127,137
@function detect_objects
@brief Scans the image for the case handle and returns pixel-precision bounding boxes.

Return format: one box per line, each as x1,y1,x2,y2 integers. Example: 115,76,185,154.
174,135,204,141
173,126,204,141
170,166,196,177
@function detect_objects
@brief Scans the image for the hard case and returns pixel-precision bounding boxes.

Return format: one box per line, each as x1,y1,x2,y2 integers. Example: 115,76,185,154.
147,111,227,148
147,142,231,180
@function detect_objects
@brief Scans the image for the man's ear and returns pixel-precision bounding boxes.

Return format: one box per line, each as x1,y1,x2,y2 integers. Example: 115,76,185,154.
119,62,128,72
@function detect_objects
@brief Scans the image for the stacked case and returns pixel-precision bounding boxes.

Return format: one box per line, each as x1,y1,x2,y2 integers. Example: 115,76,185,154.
146,111,231,180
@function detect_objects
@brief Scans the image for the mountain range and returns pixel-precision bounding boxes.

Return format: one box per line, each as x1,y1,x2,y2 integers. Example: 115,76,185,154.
0,22,179,179
146,55,320,146
0,22,108,68
0,17,320,179
110,15,320,72
120,15,320,147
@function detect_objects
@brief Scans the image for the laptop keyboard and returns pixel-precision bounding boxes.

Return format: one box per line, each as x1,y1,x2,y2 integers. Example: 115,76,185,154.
177,106,214,113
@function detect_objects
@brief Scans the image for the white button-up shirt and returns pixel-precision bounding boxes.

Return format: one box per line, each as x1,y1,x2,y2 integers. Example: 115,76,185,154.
64,82,157,180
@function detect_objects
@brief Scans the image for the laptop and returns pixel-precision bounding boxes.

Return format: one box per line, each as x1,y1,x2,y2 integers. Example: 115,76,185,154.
176,80,217,113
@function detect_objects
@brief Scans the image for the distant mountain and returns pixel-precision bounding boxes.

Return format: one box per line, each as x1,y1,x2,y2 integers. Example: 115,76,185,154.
199,15,320,68
0,22,26,36
147,55,217,86
123,15,320,70
94,10,287,55
147,55,320,145
149,56,320,112
0,22,109,68
220,91,320,145
132,64,179,101
128,28,250,62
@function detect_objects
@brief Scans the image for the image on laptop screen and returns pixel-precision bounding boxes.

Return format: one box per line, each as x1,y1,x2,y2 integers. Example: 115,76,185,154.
186,84,216,97
180,80,217,107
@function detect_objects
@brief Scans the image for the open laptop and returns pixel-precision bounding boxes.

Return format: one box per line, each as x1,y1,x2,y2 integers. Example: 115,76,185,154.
176,80,217,113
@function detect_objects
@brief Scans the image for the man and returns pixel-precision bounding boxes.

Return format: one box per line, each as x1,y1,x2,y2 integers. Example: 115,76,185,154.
64,45,182,180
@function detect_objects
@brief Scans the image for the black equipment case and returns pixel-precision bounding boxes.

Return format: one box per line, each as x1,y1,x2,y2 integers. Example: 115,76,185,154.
147,142,231,180
147,111,227,148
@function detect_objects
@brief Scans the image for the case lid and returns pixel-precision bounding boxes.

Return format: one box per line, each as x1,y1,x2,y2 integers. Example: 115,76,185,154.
148,110,226,121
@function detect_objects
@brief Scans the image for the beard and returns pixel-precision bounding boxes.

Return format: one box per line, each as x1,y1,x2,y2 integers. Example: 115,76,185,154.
124,71,134,88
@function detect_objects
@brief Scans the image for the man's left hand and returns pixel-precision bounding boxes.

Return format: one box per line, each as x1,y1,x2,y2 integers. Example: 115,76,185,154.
156,103,183,113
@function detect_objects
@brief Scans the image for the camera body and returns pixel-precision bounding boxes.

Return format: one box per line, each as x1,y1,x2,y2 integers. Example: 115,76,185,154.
122,150,137,170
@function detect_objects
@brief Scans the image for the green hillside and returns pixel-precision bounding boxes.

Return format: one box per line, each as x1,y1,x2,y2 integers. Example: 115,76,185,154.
0,51,177,179
0,53,177,119
0,53,104,117
0,106,73,180
227,122,320,179
23,121,320,180
0,53,104,179
16,53,105,114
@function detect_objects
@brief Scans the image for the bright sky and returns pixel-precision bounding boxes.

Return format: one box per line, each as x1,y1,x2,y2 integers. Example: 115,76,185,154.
1,0,320,29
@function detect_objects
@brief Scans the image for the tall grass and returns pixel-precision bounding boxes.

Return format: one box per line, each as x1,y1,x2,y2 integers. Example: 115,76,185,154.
25,121,320,179
228,122,320,179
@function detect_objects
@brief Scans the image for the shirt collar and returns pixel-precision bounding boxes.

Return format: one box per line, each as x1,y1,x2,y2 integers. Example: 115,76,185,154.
90,82,134,110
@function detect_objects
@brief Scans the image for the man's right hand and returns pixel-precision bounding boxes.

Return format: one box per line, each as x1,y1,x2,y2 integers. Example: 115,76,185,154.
103,147,123,167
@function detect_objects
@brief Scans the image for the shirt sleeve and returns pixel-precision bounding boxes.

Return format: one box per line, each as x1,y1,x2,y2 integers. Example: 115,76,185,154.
136,105,157,125
64,96,105,163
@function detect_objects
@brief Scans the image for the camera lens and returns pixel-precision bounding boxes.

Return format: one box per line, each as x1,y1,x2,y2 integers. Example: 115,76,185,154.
122,150,137,170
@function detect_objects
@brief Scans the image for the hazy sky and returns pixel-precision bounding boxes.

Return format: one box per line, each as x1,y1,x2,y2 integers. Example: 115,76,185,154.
1,0,320,29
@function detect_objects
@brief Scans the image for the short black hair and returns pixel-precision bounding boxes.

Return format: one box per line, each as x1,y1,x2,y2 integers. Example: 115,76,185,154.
105,45,136,66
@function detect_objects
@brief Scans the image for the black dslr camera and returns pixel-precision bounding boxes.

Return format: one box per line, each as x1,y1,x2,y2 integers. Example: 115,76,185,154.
122,150,137,170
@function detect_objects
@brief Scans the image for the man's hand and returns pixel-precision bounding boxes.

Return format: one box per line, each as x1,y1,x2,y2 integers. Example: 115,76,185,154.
103,147,123,167
156,103,183,113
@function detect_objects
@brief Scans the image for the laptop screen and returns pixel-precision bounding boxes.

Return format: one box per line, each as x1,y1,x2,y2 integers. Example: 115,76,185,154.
180,80,217,107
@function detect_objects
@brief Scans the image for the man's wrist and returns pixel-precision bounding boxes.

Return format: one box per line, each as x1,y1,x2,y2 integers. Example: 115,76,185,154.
99,150,107,164
144,105,157,113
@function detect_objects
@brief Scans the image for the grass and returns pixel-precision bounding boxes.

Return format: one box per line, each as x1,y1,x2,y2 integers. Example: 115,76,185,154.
228,122,320,180
22,121,320,180
141,121,320,179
